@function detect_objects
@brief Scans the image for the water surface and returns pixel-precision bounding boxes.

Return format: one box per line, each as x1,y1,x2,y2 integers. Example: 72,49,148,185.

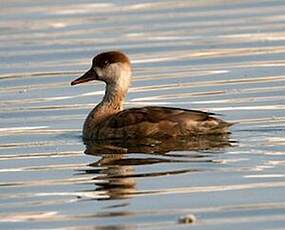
1,0,285,229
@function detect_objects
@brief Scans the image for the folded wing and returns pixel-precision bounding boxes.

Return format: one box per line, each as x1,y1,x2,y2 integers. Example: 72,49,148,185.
94,106,232,139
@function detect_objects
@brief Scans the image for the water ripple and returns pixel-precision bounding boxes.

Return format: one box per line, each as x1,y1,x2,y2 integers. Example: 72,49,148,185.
1,0,285,229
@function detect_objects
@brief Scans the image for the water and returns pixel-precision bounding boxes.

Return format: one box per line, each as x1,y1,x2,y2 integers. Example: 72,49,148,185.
1,0,285,229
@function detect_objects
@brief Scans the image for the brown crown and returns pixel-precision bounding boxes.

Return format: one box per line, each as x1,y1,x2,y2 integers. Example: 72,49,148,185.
92,51,131,69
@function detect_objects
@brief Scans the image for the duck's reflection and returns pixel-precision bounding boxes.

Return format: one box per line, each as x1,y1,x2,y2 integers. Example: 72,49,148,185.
82,135,233,200
85,134,233,155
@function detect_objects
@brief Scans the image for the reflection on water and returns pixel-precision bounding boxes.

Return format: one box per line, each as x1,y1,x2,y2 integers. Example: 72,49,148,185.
84,134,233,155
85,155,137,201
1,0,285,229
81,135,233,200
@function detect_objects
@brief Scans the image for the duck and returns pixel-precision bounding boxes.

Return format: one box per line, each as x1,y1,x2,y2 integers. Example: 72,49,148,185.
71,51,233,140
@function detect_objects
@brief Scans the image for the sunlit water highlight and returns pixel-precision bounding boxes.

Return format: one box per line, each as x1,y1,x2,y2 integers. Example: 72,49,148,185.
0,0,285,229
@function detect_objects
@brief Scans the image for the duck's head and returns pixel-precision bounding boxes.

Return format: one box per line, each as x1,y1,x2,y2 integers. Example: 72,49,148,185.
71,51,132,90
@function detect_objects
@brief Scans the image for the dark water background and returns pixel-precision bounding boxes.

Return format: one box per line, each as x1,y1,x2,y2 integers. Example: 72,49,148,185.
1,0,285,229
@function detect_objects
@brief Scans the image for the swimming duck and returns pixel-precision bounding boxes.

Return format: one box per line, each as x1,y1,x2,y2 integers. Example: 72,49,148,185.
71,51,232,140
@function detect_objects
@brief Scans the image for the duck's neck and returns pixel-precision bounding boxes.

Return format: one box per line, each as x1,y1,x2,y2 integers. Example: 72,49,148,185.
101,83,126,110
83,83,127,138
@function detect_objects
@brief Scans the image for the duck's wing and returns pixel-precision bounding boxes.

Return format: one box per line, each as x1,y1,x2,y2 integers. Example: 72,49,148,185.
98,106,231,139
107,106,212,128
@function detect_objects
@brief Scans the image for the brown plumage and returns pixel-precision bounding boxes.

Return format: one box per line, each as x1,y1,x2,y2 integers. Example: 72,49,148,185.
71,51,233,140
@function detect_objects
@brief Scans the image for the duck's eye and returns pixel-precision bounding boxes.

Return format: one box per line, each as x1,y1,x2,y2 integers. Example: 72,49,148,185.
104,60,109,66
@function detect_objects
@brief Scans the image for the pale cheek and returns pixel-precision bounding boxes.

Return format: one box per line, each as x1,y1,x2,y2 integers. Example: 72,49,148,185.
106,64,120,81
118,69,131,88
95,67,103,78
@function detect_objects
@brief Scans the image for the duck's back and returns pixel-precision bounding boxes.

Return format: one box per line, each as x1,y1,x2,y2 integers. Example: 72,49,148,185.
90,106,232,140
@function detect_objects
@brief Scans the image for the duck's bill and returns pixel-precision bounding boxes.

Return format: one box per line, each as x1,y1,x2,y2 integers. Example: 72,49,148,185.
71,68,98,86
